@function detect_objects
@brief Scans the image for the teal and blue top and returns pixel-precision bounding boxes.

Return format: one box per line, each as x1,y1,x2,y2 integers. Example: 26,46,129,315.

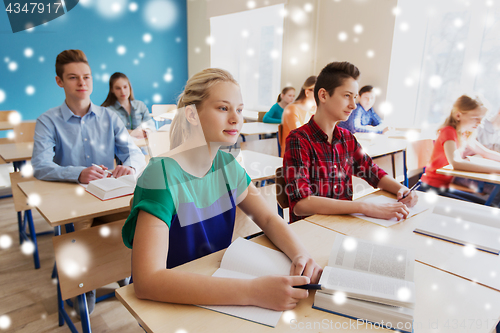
122,150,251,268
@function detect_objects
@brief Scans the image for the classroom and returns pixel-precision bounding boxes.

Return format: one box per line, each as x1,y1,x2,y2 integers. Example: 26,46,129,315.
1,0,500,332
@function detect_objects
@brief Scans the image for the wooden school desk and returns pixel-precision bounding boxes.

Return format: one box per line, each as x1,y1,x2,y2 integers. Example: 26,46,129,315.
17,179,132,227
357,136,409,186
0,121,14,131
116,220,500,333
304,191,500,292
0,141,33,170
242,110,259,122
239,122,279,140
437,165,500,206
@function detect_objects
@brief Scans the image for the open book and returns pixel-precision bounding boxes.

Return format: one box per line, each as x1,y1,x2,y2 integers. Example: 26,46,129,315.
413,204,500,255
198,238,292,327
313,235,415,333
352,195,431,227
85,174,136,200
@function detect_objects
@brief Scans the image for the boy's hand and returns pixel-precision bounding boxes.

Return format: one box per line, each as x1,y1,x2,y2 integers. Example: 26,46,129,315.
363,202,409,221
396,187,418,208
78,165,107,184
290,254,322,284
111,165,135,178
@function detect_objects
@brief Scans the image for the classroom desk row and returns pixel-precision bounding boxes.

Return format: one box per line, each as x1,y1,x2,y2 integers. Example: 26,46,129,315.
116,219,500,333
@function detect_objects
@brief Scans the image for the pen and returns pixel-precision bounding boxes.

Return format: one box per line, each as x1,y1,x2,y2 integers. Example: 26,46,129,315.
293,284,322,290
399,180,421,200
92,163,113,175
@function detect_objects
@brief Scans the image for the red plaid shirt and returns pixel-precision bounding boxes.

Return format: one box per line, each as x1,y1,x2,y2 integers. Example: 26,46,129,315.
283,117,388,222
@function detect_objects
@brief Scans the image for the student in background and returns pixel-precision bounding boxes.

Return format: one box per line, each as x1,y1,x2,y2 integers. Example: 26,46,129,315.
122,68,322,311
338,85,388,134
262,86,295,124
281,76,317,155
477,108,500,153
420,95,500,203
283,62,417,223
31,49,145,314
102,72,154,139
32,50,145,186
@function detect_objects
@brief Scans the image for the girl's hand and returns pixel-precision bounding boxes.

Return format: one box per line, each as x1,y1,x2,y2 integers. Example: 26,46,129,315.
362,202,409,221
290,255,322,284
249,275,310,311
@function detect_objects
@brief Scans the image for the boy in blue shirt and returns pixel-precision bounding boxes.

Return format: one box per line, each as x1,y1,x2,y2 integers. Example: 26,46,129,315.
338,85,388,133
32,49,145,184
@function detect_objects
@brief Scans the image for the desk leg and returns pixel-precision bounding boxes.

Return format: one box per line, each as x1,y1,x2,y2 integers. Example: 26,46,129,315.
485,184,500,207
277,135,281,157
25,210,40,269
403,150,409,187
241,134,246,142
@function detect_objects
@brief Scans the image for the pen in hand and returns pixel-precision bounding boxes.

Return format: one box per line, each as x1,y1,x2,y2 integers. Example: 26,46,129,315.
91,163,113,176
293,284,322,290
399,180,421,201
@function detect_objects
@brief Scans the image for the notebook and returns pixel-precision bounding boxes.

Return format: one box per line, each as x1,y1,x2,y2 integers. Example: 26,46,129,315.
198,238,292,327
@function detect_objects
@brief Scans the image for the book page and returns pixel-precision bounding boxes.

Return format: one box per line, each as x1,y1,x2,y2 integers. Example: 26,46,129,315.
352,195,432,227
319,266,415,306
414,213,500,254
219,238,291,277
88,178,131,191
328,234,414,281
467,155,500,168
198,268,283,327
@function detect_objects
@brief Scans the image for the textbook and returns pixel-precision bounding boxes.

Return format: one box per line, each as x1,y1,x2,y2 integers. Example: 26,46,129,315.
352,195,431,227
85,175,136,200
313,235,415,333
198,237,292,327
413,205,500,255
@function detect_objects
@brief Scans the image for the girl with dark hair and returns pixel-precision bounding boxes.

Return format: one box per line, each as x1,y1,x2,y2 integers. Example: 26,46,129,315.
102,72,153,138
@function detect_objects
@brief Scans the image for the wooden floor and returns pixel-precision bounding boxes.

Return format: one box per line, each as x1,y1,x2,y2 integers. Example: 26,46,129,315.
0,196,143,333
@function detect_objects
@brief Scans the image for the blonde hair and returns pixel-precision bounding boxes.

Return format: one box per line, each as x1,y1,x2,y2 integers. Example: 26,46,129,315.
439,94,484,141
169,68,238,150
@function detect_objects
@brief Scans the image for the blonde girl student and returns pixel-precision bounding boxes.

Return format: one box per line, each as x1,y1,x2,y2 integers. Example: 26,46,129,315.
121,68,322,311
281,76,317,155
420,95,500,202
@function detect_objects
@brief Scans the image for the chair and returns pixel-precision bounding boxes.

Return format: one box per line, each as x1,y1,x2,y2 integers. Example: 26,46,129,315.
275,167,289,219
13,120,36,143
9,172,52,269
0,110,19,144
144,130,170,157
52,219,132,333
257,111,266,122
278,124,283,157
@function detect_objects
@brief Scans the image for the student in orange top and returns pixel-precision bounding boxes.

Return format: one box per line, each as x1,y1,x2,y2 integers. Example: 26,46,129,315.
281,76,317,155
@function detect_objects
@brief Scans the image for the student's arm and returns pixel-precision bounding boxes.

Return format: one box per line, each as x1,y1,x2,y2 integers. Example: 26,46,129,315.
237,184,322,283
262,105,282,124
112,114,146,172
131,210,310,310
353,109,384,134
443,140,500,173
32,116,87,182
465,139,500,162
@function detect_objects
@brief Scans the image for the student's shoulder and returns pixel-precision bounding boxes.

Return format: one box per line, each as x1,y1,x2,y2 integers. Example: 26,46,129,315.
438,126,457,139
131,99,147,109
37,105,64,122
288,124,313,145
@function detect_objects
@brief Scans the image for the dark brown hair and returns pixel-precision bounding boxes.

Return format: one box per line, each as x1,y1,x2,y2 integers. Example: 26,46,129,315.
314,61,360,105
295,76,317,102
277,86,295,103
101,72,135,107
359,85,373,96
55,49,89,79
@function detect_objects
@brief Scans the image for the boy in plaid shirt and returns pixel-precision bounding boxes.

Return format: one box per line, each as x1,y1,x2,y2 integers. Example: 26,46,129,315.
283,62,418,222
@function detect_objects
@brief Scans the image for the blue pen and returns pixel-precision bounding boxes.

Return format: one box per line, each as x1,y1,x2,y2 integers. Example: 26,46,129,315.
293,284,322,290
